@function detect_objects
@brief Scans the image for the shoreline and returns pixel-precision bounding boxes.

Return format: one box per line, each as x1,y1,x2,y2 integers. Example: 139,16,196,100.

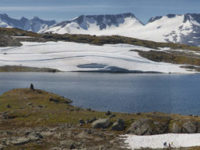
0,65,198,74
0,88,200,149
0,65,60,73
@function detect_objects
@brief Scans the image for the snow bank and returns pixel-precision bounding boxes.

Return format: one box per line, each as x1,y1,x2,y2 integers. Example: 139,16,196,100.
0,41,191,73
122,134,200,150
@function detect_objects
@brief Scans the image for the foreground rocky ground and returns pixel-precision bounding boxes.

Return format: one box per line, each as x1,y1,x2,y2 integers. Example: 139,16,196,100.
0,124,126,150
1,88,200,149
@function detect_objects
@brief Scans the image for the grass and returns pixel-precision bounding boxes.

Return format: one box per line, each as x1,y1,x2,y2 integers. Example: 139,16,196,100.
42,33,200,51
0,65,60,72
0,88,110,128
1,88,200,149
0,88,200,131
134,50,200,71
0,28,39,37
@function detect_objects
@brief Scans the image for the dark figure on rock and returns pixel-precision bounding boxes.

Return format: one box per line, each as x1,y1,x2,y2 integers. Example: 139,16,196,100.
30,83,35,90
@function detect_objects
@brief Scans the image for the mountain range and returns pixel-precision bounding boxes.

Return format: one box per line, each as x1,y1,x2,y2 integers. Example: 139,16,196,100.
0,14,56,32
1,13,200,46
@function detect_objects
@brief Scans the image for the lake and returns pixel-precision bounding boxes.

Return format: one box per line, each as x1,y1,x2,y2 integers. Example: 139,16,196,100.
0,72,200,115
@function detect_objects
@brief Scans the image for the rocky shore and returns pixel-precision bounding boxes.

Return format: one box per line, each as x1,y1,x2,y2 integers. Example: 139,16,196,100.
0,87,200,149
0,65,60,72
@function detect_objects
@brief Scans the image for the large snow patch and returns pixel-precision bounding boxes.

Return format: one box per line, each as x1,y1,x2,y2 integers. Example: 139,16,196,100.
123,134,200,149
0,41,190,73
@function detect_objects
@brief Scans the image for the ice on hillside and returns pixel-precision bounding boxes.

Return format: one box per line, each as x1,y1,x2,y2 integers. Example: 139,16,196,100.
122,133,200,150
0,41,192,73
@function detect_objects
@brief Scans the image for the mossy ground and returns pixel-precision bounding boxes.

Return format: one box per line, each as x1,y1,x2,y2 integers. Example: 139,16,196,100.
0,88,200,131
0,65,60,72
1,88,200,149
0,88,128,129
134,50,200,72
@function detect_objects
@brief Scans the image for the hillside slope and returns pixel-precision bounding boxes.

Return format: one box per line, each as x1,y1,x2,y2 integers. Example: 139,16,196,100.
1,28,200,73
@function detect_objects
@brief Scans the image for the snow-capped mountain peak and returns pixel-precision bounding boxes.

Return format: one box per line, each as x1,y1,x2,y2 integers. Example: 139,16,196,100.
1,12,200,46
145,13,200,45
44,12,200,46
44,13,143,34
0,13,56,32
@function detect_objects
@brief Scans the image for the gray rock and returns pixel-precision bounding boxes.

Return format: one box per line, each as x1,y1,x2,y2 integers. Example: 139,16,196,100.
0,35,22,47
70,144,76,149
50,147,62,150
111,119,125,131
77,131,89,139
127,118,154,135
109,114,116,119
27,102,33,106
49,97,71,104
182,121,197,133
88,117,97,123
2,113,16,119
86,129,92,134
105,111,111,116
49,98,60,103
6,104,11,108
196,122,200,133
9,137,30,145
92,118,111,129
170,122,182,133
0,144,3,150
79,119,85,126
28,132,43,140
40,131,54,137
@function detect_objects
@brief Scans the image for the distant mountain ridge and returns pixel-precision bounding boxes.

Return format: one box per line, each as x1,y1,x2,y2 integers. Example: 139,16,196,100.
1,13,200,46
44,13,143,35
43,12,200,46
0,14,56,32
54,13,143,30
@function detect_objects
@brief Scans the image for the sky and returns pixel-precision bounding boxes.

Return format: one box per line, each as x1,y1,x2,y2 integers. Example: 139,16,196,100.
0,0,200,23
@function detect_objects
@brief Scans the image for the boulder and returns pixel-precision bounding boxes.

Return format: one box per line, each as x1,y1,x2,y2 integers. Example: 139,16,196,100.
92,118,111,129
10,137,30,145
127,118,168,135
111,119,125,131
105,111,111,116
87,117,97,123
109,114,116,118
49,98,60,103
0,35,22,47
0,144,3,150
170,122,182,133
182,120,197,133
27,132,43,141
127,118,154,135
49,97,71,104
79,119,85,126
196,122,200,133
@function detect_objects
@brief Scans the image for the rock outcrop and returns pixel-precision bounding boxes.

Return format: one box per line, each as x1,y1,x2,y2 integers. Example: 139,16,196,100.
92,118,111,129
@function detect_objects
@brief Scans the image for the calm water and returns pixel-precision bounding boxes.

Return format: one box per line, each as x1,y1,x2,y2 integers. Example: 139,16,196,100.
0,72,200,115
